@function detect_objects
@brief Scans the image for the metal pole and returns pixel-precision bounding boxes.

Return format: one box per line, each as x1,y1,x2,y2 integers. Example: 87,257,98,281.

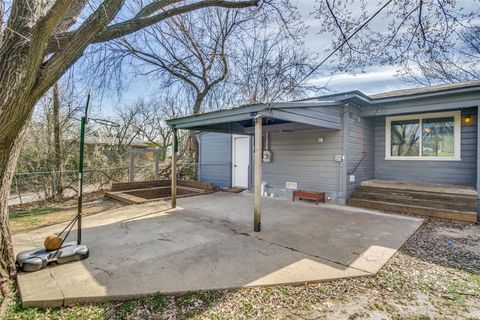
171,129,178,208
77,116,86,245
254,115,262,232
77,89,92,245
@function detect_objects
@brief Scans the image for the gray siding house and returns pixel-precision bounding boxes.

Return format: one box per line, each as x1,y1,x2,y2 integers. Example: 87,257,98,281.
167,81,480,222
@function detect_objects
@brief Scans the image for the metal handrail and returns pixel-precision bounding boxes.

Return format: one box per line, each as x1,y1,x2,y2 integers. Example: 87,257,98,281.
348,151,368,175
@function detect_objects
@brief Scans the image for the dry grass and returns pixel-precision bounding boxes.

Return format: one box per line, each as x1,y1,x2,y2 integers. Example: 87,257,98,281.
9,195,124,234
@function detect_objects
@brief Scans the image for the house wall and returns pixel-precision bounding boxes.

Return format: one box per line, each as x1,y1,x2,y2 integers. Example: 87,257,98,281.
261,128,345,204
373,107,478,186
198,132,232,187
345,106,375,196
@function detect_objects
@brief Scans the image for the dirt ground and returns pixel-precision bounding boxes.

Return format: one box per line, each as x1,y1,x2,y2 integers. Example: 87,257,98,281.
9,193,124,234
4,216,480,320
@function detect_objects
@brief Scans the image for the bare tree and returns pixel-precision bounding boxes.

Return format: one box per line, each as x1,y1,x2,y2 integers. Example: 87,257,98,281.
227,25,322,104
104,9,249,163
111,10,247,115
115,98,178,148
313,0,478,79
400,26,480,85
117,97,187,160
0,0,259,304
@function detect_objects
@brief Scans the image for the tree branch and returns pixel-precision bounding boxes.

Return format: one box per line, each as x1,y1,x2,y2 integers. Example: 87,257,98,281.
135,0,181,18
32,0,126,98
46,0,258,53
35,0,73,39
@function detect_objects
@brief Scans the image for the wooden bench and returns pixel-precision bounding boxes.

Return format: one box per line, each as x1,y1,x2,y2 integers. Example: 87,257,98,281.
292,190,325,205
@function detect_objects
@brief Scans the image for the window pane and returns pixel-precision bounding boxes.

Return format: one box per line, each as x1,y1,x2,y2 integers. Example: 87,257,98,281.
422,117,455,157
391,119,420,156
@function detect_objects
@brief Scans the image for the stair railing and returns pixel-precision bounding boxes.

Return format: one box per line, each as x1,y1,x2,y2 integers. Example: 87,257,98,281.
348,151,368,175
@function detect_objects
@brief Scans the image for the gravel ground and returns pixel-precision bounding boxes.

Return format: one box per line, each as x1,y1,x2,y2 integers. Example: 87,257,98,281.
4,218,480,320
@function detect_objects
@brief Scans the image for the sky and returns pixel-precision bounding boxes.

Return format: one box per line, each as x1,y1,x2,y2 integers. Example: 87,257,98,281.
93,0,411,114
88,0,476,116
297,1,411,95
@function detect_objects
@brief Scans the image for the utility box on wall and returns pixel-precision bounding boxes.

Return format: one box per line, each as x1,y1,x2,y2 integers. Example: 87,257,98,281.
262,150,272,162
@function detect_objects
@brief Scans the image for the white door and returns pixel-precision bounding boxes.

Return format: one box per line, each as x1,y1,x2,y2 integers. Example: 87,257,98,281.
232,135,250,188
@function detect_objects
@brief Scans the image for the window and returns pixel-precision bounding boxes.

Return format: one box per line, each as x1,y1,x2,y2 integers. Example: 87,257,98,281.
385,111,461,160
391,119,420,156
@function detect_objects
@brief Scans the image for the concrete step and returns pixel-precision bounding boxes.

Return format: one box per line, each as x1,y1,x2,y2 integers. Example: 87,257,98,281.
351,190,477,212
347,198,477,223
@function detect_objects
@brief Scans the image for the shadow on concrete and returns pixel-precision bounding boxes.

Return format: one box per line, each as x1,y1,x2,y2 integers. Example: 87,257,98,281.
14,192,423,307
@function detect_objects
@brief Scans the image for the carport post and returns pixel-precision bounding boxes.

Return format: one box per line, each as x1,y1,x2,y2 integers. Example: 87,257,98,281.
155,151,160,180
129,153,135,182
254,115,262,232
171,129,178,208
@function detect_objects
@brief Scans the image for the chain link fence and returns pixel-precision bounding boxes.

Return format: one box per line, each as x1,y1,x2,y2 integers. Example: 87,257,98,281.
9,162,198,206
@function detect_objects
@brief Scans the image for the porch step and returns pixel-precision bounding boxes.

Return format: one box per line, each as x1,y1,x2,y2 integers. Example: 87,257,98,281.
360,179,477,196
348,180,478,222
347,198,477,223
352,188,477,211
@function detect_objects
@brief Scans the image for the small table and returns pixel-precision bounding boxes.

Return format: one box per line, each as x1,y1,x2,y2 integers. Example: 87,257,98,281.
292,190,325,205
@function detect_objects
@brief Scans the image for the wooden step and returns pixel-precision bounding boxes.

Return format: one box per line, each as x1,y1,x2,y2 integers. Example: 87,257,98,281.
356,186,477,204
347,198,477,223
351,190,477,212
361,179,477,196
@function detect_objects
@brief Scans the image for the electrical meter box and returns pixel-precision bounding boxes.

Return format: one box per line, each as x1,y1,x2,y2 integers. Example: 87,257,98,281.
262,150,272,162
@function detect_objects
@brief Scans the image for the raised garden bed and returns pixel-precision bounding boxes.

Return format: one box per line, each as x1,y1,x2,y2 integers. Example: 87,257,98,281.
105,180,216,204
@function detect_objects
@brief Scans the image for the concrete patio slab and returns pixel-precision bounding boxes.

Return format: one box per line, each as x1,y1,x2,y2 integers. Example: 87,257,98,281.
14,192,423,307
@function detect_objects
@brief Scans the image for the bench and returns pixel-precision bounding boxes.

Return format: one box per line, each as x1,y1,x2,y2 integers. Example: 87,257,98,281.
292,190,325,205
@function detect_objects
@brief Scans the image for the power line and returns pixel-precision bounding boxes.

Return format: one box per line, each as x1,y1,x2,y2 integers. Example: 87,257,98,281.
284,0,394,97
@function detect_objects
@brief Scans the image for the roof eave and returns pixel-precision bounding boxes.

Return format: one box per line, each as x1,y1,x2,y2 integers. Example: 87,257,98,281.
369,85,480,104
166,101,345,128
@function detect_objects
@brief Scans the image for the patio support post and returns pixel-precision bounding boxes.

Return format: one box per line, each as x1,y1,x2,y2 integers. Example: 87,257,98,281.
171,129,178,208
155,151,160,180
129,153,135,182
254,115,262,232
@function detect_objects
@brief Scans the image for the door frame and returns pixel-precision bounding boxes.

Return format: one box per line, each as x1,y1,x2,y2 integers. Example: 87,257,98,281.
231,134,250,188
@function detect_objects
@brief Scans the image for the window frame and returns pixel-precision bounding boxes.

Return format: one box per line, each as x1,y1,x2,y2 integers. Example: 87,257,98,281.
385,110,461,161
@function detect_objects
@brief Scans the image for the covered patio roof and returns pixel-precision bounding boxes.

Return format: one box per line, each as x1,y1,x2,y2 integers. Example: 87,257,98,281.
165,100,346,134
166,80,480,133
166,100,350,233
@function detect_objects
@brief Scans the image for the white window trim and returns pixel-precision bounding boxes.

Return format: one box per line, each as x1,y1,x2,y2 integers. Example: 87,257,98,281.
385,110,461,161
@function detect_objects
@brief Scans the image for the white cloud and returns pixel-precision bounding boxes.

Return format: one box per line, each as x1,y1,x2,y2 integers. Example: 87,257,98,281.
308,65,414,94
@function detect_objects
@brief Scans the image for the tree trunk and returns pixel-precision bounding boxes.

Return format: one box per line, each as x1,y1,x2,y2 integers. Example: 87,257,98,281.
0,119,31,315
52,82,63,198
0,118,30,285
